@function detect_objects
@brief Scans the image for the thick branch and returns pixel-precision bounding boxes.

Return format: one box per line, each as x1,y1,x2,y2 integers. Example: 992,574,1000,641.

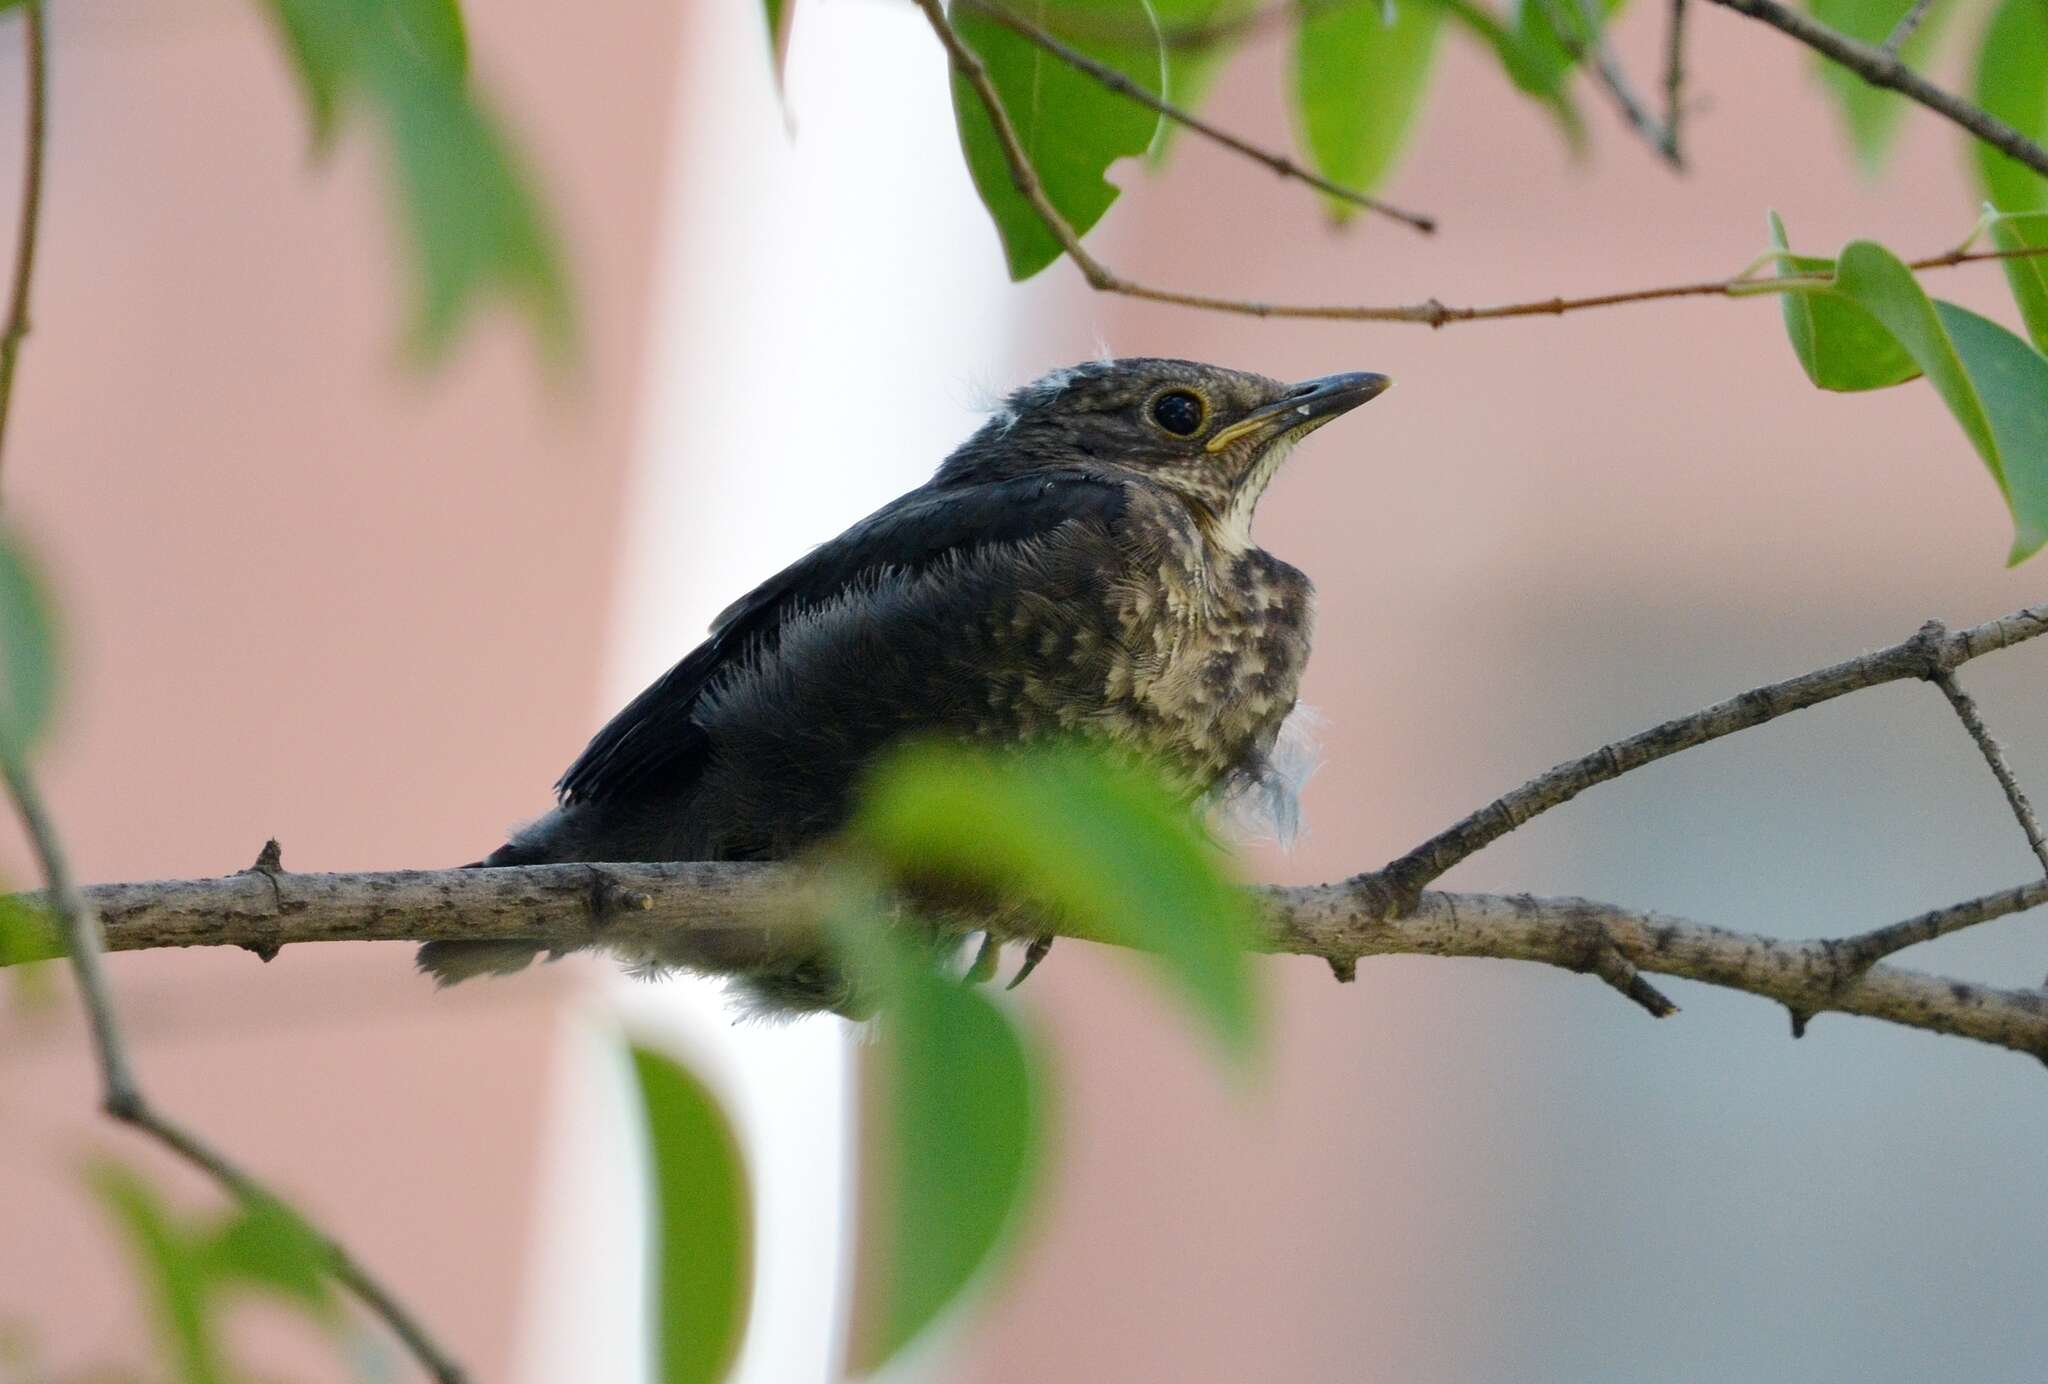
31,863,2048,1061
18,600,2048,1064
1707,0,2048,180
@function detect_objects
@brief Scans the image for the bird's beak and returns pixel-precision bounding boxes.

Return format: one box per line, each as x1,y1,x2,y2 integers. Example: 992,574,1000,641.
1204,371,1392,453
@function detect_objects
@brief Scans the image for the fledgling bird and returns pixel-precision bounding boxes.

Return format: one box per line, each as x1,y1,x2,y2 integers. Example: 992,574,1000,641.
420,358,1389,1014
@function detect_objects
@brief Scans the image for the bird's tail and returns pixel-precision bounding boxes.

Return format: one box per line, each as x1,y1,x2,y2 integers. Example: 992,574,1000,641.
414,840,549,986
415,834,871,1019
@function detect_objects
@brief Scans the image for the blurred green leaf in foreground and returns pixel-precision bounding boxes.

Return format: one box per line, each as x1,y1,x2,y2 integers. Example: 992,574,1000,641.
260,0,573,363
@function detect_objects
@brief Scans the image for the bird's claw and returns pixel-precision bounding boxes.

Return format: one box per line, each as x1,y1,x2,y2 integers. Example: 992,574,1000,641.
1006,936,1054,990
964,933,1001,984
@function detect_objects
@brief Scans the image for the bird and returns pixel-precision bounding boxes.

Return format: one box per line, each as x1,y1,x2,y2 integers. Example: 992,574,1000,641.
419,357,1389,1015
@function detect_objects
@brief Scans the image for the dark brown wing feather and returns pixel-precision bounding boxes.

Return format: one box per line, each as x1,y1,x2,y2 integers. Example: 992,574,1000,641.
553,472,1128,805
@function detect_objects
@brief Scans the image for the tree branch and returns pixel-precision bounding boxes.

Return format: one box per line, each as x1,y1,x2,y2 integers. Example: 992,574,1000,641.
15,599,2047,1065
1929,667,2048,878
916,0,2048,325
1541,0,1683,168
1373,608,2048,904
957,0,1436,232
1706,0,2048,181
21,863,2044,1062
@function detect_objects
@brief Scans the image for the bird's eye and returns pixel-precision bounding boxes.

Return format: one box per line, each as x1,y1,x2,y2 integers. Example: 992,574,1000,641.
1150,390,1206,437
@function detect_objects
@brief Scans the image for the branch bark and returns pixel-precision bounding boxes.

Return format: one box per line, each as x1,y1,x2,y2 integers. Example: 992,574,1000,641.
11,602,2045,1065
35,863,2048,1062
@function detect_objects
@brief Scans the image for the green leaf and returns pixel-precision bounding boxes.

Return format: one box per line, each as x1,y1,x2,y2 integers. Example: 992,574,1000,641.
854,743,1260,1061
1506,0,1626,94
1988,209,2048,351
1971,3,2048,344
841,923,1040,1373
260,0,572,362
1927,300,2048,562
89,1165,222,1384
260,0,351,146
200,1196,338,1320
629,1045,753,1384
760,0,796,93
1809,0,1946,172
1293,0,1445,218
0,529,58,763
1825,240,2048,562
1766,211,1919,390
0,893,61,1010
369,59,574,363
391,0,469,84
1430,0,1585,147
1972,0,2048,213
949,0,1164,280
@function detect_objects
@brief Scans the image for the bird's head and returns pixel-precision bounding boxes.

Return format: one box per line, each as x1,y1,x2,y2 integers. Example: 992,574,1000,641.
944,357,1391,546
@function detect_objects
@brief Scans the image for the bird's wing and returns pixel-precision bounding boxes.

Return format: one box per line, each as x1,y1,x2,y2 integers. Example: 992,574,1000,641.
554,472,1128,804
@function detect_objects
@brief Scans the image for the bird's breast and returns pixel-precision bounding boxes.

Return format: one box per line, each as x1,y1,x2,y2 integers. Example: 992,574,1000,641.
1110,545,1316,791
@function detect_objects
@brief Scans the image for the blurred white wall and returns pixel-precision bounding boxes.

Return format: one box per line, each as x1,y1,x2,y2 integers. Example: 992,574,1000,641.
511,1,1048,1378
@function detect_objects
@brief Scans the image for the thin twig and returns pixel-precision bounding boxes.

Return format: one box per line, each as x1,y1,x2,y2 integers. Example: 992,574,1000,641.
1661,0,1690,162
1371,607,2048,904
3,769,470,1382
1880,0,1934,56
1707,0,2048,180
918,0,2048,325
0,0,46,479
1541,0,1683,167
1837,878,2048,975
958,0,1436,232
1931,665,2048,877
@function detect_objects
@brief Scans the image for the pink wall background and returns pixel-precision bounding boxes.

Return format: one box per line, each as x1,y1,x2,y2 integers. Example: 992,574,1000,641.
2,1,2045,1380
